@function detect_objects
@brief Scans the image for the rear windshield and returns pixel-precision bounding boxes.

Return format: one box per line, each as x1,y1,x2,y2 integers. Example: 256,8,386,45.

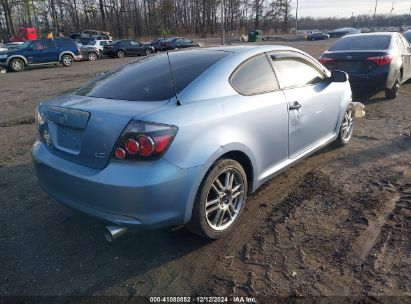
76,50,229,101
329,35,391,51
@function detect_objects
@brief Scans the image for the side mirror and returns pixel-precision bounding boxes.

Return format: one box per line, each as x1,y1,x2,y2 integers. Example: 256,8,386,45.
330,70,348,82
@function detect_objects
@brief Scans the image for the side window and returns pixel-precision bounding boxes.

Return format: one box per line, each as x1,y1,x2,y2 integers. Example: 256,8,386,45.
31,41,45,50
120,41,131,47
45,40,56,49
176,38,183,43
184,38,192,43
271,57,325,89
100,41,108,46
230,55,279,95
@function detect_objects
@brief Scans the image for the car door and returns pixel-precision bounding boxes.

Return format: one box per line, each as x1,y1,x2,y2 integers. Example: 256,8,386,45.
26,40,48,64
43,39,60,62
398,35,411,81
269,52,343,159
131,41,144,55
120,41,133,55
175,38,184,48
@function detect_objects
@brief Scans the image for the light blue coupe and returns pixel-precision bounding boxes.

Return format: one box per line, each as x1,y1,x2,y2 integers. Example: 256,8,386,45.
32,46,355,240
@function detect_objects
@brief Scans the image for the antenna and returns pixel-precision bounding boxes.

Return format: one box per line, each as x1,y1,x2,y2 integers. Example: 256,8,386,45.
166,51,181,106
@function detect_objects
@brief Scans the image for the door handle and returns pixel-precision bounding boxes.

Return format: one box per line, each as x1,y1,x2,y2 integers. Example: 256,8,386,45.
289,101,302,111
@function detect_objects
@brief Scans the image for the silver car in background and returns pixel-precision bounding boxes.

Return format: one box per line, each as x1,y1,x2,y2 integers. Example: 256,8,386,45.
32,46,355,240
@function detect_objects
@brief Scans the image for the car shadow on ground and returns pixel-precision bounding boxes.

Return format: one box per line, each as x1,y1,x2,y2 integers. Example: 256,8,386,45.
0,163,211,296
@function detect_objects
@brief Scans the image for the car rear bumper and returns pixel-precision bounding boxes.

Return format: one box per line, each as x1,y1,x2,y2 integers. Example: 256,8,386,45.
348,69,389,89
32,141,204,229
103,49,116,56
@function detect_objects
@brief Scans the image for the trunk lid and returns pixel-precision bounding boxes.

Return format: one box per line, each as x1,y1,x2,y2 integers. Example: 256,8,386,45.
42,94,168,170
322,51,390,73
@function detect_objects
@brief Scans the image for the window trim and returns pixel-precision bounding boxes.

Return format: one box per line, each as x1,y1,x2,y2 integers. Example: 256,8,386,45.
268,51,328,90
229,53,281,96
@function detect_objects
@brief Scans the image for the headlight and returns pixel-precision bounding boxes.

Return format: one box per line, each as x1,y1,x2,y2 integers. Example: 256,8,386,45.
35,105,45,129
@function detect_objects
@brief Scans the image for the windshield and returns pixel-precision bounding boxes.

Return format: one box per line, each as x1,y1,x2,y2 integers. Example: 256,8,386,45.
17,41,31,49
76,50,229,102
329,35,391,51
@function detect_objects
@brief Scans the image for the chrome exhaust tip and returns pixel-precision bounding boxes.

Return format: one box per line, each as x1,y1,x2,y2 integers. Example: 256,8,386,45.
104,224,127,242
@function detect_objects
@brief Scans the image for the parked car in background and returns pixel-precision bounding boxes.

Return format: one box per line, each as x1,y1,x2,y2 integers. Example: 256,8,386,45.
0,38,81,72
78,44,100,61
328,27,361,38
159,37,200,51
403,30,411,44
319,32,411,99
103,40,154,58
32,46,358,240
307,32,330,41
83,39,112,56
149,38,165,52
0,42,24,52
81,30,112,40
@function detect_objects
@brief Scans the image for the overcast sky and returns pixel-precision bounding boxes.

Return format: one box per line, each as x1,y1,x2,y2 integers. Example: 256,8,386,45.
297,0,411,18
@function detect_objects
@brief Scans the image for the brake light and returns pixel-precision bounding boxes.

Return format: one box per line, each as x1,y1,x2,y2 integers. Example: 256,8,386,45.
367,55,393,66
113,121,177,161
318,57,334,65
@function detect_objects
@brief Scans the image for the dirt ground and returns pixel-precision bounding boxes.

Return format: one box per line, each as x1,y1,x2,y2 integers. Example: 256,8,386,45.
0,40,410,302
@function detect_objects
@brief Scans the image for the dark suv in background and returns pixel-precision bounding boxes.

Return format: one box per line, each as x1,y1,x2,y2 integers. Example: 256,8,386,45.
0,38,82,72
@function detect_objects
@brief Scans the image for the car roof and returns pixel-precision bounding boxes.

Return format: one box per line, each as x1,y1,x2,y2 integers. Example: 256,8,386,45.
343,32,396,38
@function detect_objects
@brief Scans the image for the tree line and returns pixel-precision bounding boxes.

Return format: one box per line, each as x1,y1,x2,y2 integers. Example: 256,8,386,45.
1,0,410,42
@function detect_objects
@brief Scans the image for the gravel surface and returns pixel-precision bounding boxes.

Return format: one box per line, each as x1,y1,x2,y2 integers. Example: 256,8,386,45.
0,40,410,300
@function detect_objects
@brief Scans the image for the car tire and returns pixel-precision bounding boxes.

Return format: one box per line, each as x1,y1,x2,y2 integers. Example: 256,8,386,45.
145,49,152,56
88,52,98,61
334,104,355,147
187,158,248,239
385,72,401,100
9,58,24,72
61,54,74,67
117,50,125,58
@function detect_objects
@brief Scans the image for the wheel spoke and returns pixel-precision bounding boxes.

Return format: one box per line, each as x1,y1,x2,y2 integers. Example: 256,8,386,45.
211,184,220,195
206,198,220,208
206,205,220,215
232,183,242,193
224,171,232,189
228,202,236,216
214,178,225,191
232,190,244,200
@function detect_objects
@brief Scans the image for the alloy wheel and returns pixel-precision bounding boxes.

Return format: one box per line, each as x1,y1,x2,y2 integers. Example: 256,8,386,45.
88,52,97,61
12,60,23,71
205,168,245,231
341,107,354,142
63,56,72,66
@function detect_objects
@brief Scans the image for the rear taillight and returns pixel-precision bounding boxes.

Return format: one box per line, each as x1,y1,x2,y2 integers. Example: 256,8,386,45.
318,57,334,65
112,120,177,161
367,55,393,66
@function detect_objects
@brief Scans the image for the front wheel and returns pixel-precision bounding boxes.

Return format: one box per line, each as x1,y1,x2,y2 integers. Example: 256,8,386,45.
61,54,74,67
385,72,401,99
334,104,355,147
145,49,152,56
187,159,248,239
